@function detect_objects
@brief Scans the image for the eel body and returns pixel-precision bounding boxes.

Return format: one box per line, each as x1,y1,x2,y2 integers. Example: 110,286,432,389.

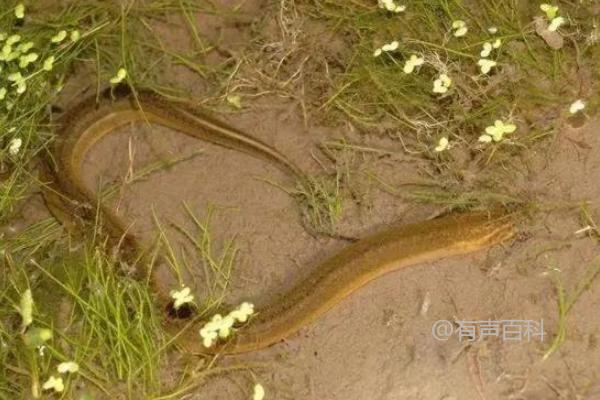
42,88,514,355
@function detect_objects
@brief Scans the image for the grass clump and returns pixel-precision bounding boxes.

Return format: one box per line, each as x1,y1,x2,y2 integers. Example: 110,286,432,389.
543,256,600,360
292,174,344,237
0,0,230,223
312,0,599,146
1,234,166,398
303,0,600,209
157,203,239,310
0,1,242,398
541,204,600,360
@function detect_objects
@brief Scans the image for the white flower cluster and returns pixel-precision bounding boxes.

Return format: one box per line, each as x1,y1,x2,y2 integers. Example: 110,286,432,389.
199,302,255,348
1,4,84,157
478,119,516,143
0,4,79,105
43,361,80,393
370,2,576,154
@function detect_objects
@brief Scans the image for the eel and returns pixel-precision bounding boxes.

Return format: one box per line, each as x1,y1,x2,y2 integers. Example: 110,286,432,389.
41,87,515,355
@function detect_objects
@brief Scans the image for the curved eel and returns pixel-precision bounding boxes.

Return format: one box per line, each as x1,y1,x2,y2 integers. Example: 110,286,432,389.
42,88,514,355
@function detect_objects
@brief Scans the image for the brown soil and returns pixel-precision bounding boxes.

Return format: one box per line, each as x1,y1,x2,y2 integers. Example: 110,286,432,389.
77,91,600,400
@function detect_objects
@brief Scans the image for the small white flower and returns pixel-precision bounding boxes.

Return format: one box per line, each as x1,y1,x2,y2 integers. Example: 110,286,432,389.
7,72,25,87
478,134,493,143
492,38,502,48
200,313,227,347
8,72,22,81
51,30,67,44
569,99,586,114
452,20,468,37
540,4,559,20
110,68,127,84
198,302,255,347
57,361,79,374
478,59,497,74
42,376,64,393
434,137,450,152
4,50,20,62
548,16,566,32
8,138,22,154
381,40,399,52
218,315,235,338
199,327,218,348
6,34,21,46
253,383,265,400
204,314,225,331
43,56,55,71
378,0,405,13
488,26,498,34
1,44,11,57
403,54,424,74
433,73,452,94
479,119,517,142
70,30,81,42
373,41,399,57
480,42,493,57
169,286,194,309
433,83,447,94
229,302,255,323
16,81,26,94
17,41,34,53
19,52,38,68
14,3,25,19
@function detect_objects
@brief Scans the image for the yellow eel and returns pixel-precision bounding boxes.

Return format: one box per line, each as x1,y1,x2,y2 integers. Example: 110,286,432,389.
41,87,515,355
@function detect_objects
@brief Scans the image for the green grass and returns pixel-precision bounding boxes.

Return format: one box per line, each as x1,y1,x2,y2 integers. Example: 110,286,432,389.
311,0,598,134
303,0,600,209
295,174,345,236
543,256,600,360
0,0,233,224
0,1,240,398
0,206,244,399
156,203,239,310
541,204,600,360
1,241,158,398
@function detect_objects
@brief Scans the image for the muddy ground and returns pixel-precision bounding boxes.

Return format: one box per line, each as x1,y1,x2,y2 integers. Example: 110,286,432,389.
75,86,600,400
16,0,600,399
